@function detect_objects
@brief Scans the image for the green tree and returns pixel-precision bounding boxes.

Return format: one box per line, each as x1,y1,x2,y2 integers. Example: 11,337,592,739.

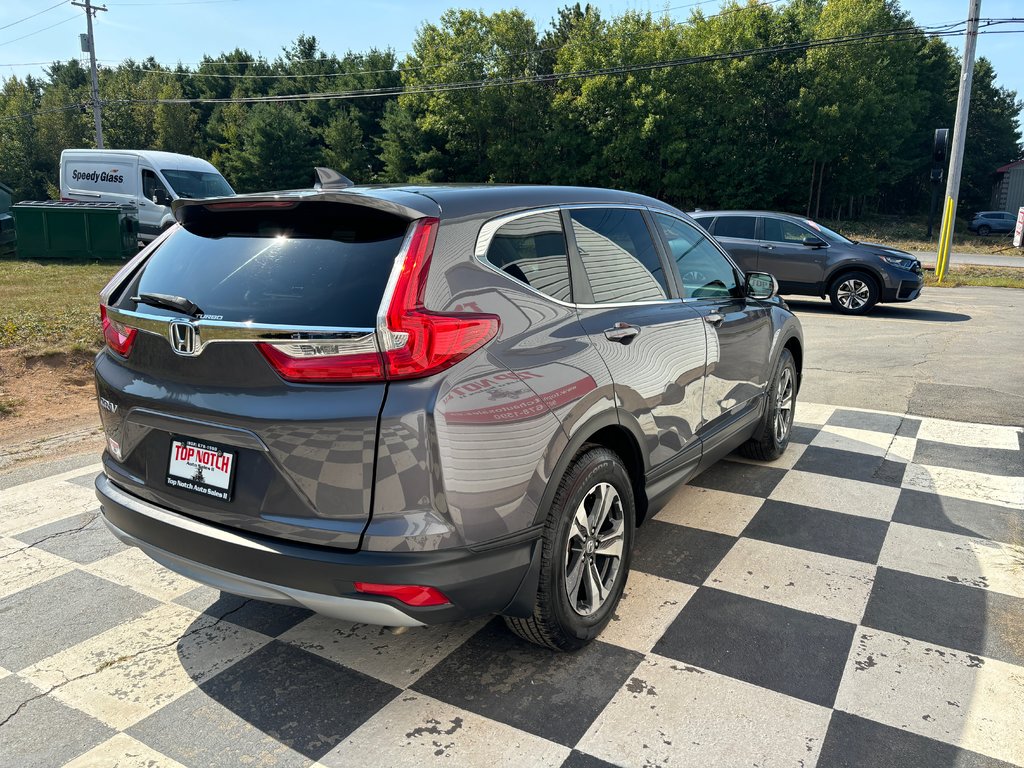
216,103,318,191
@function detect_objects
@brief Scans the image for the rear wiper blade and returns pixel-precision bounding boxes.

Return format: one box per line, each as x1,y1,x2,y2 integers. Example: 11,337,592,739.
131,292,203,317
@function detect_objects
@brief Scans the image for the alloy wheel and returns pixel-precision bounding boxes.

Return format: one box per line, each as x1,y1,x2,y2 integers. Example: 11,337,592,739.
836,278,871,310
564,482,625,616
774,366,794,443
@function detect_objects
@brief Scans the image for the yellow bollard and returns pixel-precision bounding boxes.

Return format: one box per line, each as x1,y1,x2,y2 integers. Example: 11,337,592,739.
936,196,954,283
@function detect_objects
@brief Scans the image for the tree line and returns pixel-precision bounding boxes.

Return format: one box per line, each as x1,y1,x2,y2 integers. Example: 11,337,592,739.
0,0,1020,219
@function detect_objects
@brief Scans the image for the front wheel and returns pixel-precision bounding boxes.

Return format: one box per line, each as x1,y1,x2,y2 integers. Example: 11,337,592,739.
505,447,634,651
829,271,879,315
977,224,991,236
740,348,797,462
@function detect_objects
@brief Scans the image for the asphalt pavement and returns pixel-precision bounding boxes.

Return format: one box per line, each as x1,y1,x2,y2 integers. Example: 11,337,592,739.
789,285,1024,427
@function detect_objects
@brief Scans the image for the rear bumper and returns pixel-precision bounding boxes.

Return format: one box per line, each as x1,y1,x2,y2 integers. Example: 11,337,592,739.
95,473,540,626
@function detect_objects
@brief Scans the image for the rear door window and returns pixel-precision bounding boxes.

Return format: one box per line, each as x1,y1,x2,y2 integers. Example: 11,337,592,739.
485,211,572,302
116,202,409,327
568,208,669,302
713,216,757,240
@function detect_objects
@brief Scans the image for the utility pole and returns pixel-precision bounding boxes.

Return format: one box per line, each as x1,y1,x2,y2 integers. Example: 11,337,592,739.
71,0,107,149
936,0,981,280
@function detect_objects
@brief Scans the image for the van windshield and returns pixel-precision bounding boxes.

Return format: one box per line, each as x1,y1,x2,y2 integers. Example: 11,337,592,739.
161,169,234,199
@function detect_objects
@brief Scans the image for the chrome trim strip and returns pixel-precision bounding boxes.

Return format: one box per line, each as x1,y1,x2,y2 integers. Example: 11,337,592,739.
104,306,377,355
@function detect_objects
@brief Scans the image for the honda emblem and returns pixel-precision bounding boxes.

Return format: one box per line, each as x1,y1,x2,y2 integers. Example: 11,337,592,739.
168,321,199,356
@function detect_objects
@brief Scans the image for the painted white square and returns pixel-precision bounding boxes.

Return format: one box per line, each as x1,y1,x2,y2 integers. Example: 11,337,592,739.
0,536,74,600
83,547,199,603
707,538,875,624
578,655,832,767
811,425,916,463
902,463,1024,510
728,442,807,470
61,733,189,768
915,417,1022,450
655,485,764,536
599,570,697,653
0,478,101,537
279,615,486,689
835,629,1024,766
793,402,836,426
769,470,901,521
21,603,269,730
321,692,569,768
879,522,1024,599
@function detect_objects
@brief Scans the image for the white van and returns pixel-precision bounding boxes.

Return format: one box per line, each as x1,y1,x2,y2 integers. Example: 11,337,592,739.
59,149,234,241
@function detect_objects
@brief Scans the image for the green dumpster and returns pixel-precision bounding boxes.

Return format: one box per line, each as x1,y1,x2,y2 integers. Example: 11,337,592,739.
11,200,139,261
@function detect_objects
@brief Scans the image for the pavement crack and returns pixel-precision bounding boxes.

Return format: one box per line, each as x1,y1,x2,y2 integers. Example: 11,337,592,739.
0,598,254,729
0,513,100,561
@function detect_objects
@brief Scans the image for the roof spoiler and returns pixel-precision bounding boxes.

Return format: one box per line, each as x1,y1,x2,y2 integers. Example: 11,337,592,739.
313,167,354,190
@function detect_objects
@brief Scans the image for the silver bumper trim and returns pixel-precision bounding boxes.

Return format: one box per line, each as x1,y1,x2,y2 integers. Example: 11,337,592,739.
97,479,425,628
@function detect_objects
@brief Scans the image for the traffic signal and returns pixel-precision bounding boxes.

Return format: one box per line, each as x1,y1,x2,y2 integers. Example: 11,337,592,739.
933,128,950,165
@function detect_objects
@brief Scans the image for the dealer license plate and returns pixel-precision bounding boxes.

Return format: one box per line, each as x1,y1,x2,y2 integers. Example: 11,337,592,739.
166,437,235,502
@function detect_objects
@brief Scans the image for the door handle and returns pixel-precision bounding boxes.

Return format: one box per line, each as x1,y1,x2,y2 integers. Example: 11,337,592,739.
704,312,724,328
604,322,640,343
760,244,774,250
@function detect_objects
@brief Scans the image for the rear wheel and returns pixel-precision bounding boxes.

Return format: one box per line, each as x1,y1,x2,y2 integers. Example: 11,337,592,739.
829,271,879,315
740,348,797,462
505,447,634,651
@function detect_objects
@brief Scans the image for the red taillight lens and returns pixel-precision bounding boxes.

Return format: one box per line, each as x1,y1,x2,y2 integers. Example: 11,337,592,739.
354,582,451,607
256,343,384,383
100,305,137,358
257,217,499,384
381,218,499,380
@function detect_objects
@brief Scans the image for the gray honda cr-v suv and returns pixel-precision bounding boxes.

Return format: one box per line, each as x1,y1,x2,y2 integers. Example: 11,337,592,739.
94,184,803,650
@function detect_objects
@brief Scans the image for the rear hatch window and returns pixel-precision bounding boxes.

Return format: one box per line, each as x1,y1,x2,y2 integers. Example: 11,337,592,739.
114,201,409,327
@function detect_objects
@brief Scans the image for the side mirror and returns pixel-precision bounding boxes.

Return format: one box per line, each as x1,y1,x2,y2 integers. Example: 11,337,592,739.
745,271,778,300
802,236,826,248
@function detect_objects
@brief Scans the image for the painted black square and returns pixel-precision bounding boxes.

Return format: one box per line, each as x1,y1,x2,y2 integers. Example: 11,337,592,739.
913,439,1023,477
827,409,904,434
895,417,921,439
174,588,313,637
652,587,856,707
67,471,101,489
893,489,1023,544
817,710,1014,768
132,641,399,765
793,446,905,487
413,620,643,747
14,511,126,564
561,750,623,768
632,519,736,585
789,424,819,445
688,460,787,498
742,500,889,563
0,676,114,766
863,567,1024,667
0,570,159,671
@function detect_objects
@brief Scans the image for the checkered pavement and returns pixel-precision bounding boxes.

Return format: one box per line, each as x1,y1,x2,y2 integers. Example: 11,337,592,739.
1,403,1022,767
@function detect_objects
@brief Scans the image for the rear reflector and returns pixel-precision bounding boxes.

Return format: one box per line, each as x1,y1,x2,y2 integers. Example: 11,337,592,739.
100,304,137,358
354,582,451,607
257,343,384,383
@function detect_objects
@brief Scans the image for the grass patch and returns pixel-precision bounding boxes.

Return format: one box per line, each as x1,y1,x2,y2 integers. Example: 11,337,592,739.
924,265,1024,289
822,214,1019,256
0,260,121,354
0,396,21,417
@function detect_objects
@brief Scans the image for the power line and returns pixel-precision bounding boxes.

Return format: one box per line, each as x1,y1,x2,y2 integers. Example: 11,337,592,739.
0,14,79,47
0,1,68,33
3,19,1021,122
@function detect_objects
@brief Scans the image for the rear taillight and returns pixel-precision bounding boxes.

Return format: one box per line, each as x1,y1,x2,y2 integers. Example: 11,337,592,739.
354,582,451,607
257,217,499,384
100,305,137,358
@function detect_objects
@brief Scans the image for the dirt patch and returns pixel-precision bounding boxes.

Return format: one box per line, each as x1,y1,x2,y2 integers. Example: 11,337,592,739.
0,348,104,468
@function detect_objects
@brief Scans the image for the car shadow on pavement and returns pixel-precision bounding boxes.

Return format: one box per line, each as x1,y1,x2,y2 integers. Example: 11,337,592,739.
785,300,972,323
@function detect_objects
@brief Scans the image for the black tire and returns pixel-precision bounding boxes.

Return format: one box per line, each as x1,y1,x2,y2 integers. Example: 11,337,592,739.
740,348,797,461
828,271,879,315
977,224,991,236
505,447,635,651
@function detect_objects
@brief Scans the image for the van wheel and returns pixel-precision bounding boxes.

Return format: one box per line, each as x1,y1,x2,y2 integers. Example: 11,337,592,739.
829,271,878,314
505,447,634,651
740,348,797,462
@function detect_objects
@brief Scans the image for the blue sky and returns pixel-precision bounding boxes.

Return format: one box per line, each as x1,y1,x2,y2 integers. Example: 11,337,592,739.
1,0,1021,122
